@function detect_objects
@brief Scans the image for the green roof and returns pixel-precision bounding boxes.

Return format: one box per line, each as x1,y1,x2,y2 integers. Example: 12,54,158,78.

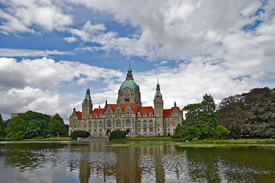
84,88,91,100
119,80,138,92
155,89,162,97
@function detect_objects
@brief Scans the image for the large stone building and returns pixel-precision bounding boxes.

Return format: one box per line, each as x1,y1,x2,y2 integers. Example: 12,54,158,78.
69,66,183,136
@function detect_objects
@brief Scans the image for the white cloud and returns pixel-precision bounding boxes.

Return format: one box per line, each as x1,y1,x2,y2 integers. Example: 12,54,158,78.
0,0,73,34
0,57,124,121
0,48,71,57
69,21,106,42
63,37,78,43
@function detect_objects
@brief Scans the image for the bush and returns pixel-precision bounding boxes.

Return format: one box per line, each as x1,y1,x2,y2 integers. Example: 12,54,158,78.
70,130,90,140
233,135,240,139
109,130,126,140
272,135,275,139
171,133,181,139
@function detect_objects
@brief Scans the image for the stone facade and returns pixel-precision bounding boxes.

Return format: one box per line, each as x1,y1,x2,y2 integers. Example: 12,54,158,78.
69,66,183,137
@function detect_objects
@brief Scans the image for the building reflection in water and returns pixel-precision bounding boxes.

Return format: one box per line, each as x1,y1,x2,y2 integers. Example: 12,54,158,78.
67,139,189,183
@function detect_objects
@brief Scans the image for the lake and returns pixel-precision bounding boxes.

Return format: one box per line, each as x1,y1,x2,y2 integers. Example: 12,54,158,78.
0,139,274,182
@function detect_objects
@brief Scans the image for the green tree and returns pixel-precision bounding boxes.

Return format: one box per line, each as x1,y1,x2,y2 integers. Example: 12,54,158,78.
49,114,67,136
0,114,6,138
181,94,221,140
7,111,51,139
218,87,275,138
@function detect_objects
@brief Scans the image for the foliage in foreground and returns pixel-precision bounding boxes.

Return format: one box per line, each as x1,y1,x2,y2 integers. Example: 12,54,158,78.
109,130,126,140
70,130,90,140
218,87,275,138
175,94,230,141
125,136,172,141
7,111,67,139
0,114,6,138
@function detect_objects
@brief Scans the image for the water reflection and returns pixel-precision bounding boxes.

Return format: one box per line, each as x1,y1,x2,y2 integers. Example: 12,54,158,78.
0,140,274,182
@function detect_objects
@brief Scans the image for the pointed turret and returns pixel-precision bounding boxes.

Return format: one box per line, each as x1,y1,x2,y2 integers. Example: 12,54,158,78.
82,88,93,119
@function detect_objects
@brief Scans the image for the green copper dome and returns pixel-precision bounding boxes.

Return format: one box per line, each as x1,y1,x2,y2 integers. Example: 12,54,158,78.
119,80,138,92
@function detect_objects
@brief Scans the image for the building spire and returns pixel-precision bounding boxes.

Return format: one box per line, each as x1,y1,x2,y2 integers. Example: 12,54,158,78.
126,64,133,80
155,79,162,97
174,100,177,107
84,88,91,100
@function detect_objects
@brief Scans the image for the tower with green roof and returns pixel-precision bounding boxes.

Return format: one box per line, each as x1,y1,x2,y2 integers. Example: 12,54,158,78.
117,65,142,107
154,79,164,136
82,88,93,119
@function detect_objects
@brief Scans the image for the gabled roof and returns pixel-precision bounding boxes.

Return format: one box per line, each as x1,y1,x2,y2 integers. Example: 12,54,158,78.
105,103,136,112
91,108,104,118
76,111,82,119
163,107,183,117
137,106,154,117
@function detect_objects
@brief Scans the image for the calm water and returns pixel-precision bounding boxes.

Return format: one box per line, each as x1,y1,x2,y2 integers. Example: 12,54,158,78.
0,139,274,183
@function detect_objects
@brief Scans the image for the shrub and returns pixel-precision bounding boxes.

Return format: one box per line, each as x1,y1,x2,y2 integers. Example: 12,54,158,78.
233,135,240,139
109,130,126,140
272,135,275,139
171,133,181,139
70,130,90,140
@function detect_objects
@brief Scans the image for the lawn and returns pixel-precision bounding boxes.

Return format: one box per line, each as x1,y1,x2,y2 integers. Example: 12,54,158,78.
107,138,275,148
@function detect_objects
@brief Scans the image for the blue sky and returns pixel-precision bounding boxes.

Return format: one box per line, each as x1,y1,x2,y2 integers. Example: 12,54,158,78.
0,0,275,122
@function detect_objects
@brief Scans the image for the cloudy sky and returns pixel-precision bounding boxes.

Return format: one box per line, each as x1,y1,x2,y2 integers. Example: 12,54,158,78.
0,0,275,122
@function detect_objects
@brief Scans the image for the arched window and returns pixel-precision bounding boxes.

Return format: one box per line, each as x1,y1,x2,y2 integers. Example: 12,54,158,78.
149,120,153,127
107,120,111,127
126,119,131,127
149,112,153,117
94,122,97,128
116,120,121,127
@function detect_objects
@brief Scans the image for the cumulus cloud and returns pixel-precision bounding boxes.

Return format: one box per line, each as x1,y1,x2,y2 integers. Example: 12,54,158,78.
0,0,73,34
0,57,124,121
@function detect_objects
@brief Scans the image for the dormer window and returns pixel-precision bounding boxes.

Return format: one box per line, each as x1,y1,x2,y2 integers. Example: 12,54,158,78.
149,112,153,117
143,112,147,117
138,112,141,117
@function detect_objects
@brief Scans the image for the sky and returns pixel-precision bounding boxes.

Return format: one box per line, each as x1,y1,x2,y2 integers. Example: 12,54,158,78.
0,0,275,123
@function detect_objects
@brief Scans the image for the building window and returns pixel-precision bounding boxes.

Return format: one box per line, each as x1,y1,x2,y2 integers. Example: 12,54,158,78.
143,120,147,127
168,129,170,132
107,120,111,127
157,123,160,127
168,124,170,127
150,128,153,132
143,128,147,132
116,120,121,127
149,120,153,127
84,125,86,128
89,121,92,128
126,119,131,127
94,129,97,132
149,112,153,117
138,112,141,117
94,122,97,128
158,129,160,132
173,124,175,127
143,112,147,117
99,129,102,132
137,120,141,127
99,121,102,127
138,129,141,132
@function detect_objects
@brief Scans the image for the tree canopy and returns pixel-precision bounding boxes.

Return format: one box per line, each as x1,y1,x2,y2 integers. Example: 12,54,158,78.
217,87,275,138
0,114,6,138
7,111,67,139
179,94,229,140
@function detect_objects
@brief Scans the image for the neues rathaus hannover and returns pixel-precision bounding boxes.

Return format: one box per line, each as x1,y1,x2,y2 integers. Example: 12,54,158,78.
69,66,183,137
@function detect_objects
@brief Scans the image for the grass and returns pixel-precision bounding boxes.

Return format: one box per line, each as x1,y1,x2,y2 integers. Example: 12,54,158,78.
125,136,172,141
0,137,75,141
106,138,275,148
